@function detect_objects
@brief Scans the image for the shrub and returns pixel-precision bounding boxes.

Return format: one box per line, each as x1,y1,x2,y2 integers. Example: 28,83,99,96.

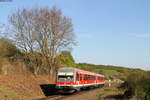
121,72,150,100
58,51,76,67
0,38,21,58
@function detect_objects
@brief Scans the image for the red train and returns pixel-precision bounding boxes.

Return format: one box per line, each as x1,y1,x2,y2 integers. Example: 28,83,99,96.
56,67,106,92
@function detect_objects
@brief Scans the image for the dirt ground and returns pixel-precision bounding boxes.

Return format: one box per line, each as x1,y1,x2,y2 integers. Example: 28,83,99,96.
61,89,101,100
35,88,103,100
0,75,54,100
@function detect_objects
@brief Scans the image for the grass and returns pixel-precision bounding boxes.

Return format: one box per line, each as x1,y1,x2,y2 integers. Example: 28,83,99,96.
99,86,118,98
0,83,21,100
92,69,120,79
99,82,124,99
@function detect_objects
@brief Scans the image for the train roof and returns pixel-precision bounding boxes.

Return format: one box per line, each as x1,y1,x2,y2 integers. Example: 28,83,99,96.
58,67,75,72
58,67,105,77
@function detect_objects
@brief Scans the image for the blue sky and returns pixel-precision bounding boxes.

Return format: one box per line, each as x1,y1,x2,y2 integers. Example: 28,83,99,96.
0,0,150,70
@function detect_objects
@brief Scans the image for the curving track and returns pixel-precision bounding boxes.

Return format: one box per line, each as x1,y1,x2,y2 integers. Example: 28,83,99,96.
35,87,102,100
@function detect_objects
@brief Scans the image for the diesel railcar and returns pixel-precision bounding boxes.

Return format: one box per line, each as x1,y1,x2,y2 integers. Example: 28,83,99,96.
56,67,106,92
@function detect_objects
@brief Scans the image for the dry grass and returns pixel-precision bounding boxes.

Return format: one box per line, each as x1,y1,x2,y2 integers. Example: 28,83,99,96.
0,83,21,100
0,75,54,100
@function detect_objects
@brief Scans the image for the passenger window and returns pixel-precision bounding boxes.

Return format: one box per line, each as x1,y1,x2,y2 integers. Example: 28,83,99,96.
84,74,88,80
89,75,92,80
76,73,79,81
86,75,89,80
80,73,82,81
84,74,86,80
93,76,96,80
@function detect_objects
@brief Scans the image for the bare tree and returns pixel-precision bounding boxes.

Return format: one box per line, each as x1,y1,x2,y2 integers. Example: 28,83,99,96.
9,9,37,52
8,8,40,75
9,7,76,75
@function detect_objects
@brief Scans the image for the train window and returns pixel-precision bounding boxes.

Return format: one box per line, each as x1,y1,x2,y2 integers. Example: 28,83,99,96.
100,77,101,80
84,74,86,80
98,77,103,80
92,75,95,80
58,75,73,82
93,76,96,80
102,77,104,80
88,75,92,80
80,73,82,81
76,73,79,81
91,75,93,80
84,74,89,80
86,75,88,80
88,75,90,80
90,75,92,80
87,75,90,80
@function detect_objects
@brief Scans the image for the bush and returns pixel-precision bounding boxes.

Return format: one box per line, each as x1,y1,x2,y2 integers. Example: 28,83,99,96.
121,72,150,100
58,51,76,67
0,38,21,58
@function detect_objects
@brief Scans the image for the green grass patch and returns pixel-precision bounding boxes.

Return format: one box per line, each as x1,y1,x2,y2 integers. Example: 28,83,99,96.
0,83,21,100
99,82,124,99
99,86,119,98
94,69,119,79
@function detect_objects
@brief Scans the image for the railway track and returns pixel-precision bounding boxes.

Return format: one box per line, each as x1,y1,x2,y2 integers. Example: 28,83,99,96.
35,87,102,100
36,95,66,100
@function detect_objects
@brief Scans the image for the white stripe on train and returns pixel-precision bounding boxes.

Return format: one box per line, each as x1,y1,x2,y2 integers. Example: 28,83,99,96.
56,82,105,87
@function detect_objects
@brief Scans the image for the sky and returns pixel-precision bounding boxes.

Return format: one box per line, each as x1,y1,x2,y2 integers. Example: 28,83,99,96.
0,0,150,70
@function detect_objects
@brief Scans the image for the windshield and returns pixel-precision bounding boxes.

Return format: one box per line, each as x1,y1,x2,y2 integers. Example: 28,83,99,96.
58,75,74,82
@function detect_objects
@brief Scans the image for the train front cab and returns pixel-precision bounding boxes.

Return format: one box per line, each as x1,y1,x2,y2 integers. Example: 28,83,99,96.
56,68,80,92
